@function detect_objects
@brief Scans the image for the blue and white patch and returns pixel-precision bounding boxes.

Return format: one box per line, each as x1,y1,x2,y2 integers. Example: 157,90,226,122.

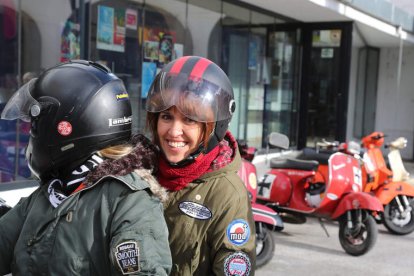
178,201,212,220
224,252,251,276
114,241,140,275
226,219,250,246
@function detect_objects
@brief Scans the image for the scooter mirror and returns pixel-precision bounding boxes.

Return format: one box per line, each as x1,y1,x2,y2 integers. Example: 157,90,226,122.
347,141,361,155
268,132,289,149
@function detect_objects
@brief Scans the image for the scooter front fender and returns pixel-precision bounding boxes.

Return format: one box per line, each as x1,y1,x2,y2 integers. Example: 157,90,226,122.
375,181,414,205
251,202,284,231
331,192,384,219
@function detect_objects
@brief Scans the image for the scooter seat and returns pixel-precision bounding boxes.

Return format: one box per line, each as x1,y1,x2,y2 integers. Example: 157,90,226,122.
297,147,332,165
270,158,319,171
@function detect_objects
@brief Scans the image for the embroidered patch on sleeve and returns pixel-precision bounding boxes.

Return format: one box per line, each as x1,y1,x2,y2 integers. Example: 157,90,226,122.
226,219,250,246
114,241,140,275
224,252,251,276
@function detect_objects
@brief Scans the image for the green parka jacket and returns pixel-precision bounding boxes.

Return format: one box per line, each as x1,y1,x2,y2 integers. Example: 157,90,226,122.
0,171,172,276
164,135,256,276
0,135,172,276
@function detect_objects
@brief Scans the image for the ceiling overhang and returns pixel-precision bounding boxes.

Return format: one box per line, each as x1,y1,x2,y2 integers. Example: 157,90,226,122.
240,0,414,47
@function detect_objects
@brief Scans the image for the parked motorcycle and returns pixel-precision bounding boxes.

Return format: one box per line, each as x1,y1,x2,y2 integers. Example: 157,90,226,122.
237,140,284,268
291,133,414,235
256,132,383,256
361,132,414,235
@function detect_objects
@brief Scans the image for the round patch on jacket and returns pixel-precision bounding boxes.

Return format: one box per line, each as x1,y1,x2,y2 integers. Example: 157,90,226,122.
224,252,251,276
226,219,250,246
114,241,140,274
178,201,212,220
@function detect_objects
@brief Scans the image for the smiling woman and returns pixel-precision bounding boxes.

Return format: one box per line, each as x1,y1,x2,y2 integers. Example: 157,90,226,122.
145,56,255,276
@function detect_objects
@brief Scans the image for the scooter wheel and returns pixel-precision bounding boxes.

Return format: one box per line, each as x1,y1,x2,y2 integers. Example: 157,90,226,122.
255,224,275,268
383,197,414,235
338,212,377,256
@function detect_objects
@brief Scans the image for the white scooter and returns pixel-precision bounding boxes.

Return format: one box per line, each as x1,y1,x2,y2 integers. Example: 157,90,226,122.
386,137,414,185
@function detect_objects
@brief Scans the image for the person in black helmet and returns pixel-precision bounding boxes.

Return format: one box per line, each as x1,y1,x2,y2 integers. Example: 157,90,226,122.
146,56,256,276
0,60,172,275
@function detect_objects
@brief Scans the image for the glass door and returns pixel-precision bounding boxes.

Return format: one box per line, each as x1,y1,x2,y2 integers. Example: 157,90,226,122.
307,29,342,146
223,26,267,148
298,23,352,149
263,28,301,147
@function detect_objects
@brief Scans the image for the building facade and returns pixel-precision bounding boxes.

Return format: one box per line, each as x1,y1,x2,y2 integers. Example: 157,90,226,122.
1,0,414,182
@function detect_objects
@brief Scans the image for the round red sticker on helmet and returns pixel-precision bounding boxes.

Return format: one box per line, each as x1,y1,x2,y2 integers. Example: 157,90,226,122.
57,121,72,136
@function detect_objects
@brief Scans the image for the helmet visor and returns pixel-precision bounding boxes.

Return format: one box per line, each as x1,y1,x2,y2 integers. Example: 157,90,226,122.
145,72,235,122
1,78,39,122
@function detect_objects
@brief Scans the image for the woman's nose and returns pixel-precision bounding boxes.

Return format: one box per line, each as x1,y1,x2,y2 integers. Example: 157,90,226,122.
168,121,184,136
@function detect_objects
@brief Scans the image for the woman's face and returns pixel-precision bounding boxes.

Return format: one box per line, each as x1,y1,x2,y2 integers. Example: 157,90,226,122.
157,106,204,163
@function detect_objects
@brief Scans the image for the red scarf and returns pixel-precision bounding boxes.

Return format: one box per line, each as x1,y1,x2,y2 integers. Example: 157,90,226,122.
158,132,235,191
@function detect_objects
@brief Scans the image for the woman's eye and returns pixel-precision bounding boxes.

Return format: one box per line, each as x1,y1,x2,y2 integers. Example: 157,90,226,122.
160,113,172,121
184,117,197,124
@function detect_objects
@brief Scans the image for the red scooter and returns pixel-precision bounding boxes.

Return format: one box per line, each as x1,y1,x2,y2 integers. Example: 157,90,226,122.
237,140,284,268
256,132,383,256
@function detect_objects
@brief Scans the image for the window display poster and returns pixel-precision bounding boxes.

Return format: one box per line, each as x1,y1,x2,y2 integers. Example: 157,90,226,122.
248,40,258,70
97,5,125,52
141,61,157,98
312,29,341,47
60,20,80,62
144,40,159,60
142,27,177,67
159,33,173,65
113,8,126,49
126,8,137,30
174,43,184,59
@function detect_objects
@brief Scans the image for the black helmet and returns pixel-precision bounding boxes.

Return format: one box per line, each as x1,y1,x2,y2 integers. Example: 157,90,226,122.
1,60,132,180
146,56,235,161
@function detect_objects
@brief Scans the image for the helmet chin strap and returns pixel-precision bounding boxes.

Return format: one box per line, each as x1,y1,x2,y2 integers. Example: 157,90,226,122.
166,143,205,168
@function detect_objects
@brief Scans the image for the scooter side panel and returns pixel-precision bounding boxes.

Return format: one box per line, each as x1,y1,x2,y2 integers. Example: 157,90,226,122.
238,160,257,203
375,181,414,205
257,170,293,205
325,153,362,201
251,202,284,231
331,192,384,219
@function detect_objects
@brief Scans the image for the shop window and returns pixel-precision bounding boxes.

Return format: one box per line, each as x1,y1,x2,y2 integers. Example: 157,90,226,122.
89,0,190,132
353,47,379,138
0,2,39,182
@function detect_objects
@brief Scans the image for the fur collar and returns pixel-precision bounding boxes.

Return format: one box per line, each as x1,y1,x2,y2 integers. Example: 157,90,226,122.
84,134,168,202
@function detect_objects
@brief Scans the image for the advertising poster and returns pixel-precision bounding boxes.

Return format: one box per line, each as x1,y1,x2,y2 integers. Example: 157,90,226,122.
173,43,184,59
144,40,159,60
113,8,126,51
141,62,157,98
60,20,81,62
312,29,341,47
158,33,173,65
142,27,176,67
97,5,125,52
248,39,258,70
126,8,137,30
